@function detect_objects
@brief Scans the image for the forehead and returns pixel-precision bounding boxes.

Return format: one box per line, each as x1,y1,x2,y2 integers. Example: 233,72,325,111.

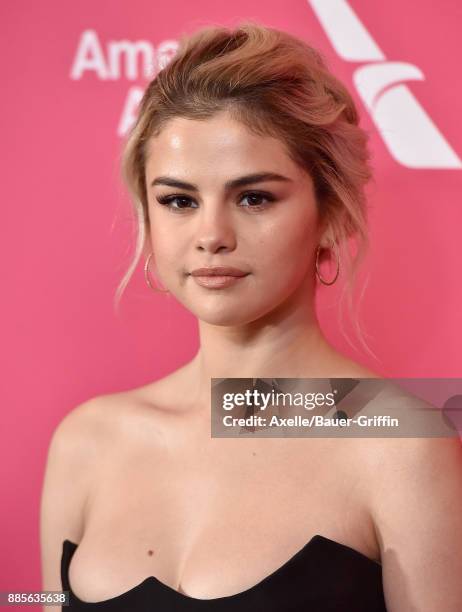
144,111,303,181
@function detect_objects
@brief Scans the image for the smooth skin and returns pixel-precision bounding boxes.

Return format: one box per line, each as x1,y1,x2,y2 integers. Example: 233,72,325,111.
40,110,462,610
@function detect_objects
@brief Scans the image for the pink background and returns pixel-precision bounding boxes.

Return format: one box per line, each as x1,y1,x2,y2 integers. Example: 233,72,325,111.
1,0,461,603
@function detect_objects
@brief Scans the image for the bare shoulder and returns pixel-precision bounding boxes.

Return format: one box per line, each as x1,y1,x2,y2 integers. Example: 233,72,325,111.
41,394,119,533
348,387,462,612
319,345,384,379
47,391,136,460
371,434,462,609
40,380,186,603
331,356,383,379
50,394,113,447
40,393,121,595
56,363,193,451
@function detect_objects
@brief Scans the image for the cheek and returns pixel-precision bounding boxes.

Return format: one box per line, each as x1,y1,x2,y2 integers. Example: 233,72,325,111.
260,215,316,271
152,244,183,271
149,223,182,263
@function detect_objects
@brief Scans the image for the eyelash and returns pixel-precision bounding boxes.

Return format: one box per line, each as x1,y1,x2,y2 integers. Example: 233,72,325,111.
155,191,276,213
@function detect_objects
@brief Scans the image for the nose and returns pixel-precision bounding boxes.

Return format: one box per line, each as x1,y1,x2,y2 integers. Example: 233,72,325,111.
194,206,237,254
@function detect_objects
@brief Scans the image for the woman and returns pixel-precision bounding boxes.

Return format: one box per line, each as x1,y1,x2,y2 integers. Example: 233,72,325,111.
40,21,462,611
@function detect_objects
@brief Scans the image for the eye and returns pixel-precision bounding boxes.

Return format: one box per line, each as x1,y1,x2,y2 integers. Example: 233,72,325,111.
155,191,276,213
155,195,198,212
239,191,275,211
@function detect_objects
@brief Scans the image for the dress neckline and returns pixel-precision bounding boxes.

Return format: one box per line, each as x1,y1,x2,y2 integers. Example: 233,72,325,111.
63,535,381,606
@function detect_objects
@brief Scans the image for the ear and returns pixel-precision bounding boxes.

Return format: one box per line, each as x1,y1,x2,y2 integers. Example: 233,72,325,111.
316,223,339,267
318,223,336,251
316,243,334,266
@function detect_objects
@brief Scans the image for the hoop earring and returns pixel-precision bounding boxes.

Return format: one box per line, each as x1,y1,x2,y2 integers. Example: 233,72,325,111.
315,243,340,286
144,252,170,293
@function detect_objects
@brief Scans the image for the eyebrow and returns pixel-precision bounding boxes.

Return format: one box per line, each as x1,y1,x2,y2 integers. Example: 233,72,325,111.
150,172,293,192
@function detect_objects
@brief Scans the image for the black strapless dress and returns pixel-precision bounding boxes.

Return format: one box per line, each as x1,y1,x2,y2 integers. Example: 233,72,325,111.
61,535,387,610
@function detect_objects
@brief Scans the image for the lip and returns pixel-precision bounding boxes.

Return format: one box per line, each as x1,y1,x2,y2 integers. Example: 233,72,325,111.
190,267,249,277
191,274,248,289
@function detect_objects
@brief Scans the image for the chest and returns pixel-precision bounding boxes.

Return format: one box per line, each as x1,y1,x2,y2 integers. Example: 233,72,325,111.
69,428,379,602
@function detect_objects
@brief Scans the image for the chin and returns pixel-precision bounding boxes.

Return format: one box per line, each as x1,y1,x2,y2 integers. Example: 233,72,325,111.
196,309,255,327
184,300,263,327
174,284,289,326
202,299,289,327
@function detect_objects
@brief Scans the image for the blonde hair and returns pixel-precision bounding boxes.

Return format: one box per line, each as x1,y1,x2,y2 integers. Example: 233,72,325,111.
116,20,378,360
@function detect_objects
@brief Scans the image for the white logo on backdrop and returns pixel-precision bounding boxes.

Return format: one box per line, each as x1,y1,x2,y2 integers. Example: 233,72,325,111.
307,0,461,168
69,30,178,136
70,10,461,169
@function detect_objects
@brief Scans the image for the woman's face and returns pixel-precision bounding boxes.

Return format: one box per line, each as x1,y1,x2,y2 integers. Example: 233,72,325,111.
144,110,323,326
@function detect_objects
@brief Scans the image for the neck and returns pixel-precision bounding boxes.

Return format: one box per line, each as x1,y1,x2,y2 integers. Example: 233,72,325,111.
187,275,346,408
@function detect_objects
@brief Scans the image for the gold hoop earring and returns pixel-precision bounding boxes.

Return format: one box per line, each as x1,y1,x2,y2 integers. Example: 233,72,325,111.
144,252,170,293
315,243,340,286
